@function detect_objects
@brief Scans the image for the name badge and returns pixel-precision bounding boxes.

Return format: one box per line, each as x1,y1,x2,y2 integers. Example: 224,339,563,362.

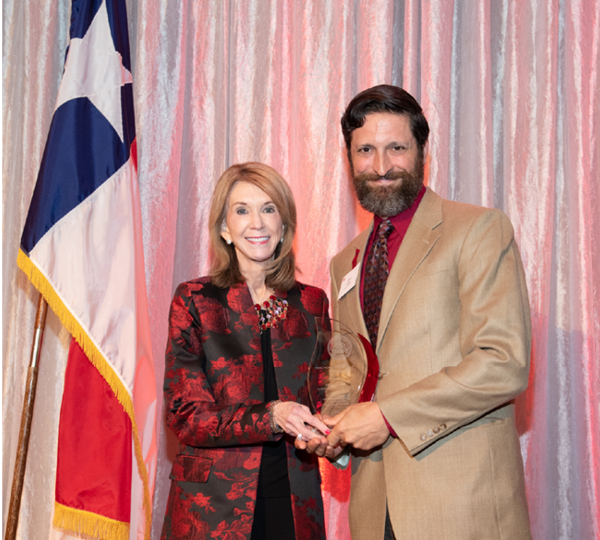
338,263,360,300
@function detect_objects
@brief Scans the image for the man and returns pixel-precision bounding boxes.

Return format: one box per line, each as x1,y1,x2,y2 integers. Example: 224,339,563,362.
297,85,532,540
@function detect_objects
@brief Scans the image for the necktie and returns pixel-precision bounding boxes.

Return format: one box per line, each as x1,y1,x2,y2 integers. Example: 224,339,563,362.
363,219,394,348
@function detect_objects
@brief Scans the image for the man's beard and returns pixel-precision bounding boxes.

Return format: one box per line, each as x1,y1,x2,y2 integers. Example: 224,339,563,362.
352,153,424,218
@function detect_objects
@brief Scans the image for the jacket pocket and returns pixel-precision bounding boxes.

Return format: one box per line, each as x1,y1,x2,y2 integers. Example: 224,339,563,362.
170,454,212,483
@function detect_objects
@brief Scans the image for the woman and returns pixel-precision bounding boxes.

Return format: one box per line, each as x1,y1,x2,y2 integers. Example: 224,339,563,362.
161,163,330,540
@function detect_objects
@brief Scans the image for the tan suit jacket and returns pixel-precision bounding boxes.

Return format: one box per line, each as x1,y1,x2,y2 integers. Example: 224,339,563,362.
330,188,532,540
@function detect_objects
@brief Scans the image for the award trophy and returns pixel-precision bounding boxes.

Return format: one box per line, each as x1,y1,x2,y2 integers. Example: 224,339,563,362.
308,316,380,418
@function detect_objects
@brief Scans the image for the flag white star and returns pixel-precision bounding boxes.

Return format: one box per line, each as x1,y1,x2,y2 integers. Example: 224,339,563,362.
55,0,132,142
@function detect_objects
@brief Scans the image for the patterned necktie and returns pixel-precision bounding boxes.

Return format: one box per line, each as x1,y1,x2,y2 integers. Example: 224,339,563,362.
363,219,394,348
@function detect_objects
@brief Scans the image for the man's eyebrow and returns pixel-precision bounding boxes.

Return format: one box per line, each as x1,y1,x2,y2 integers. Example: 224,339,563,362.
390,139,411,144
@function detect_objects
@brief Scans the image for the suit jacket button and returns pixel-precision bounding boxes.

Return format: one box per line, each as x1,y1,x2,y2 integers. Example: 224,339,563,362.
426,429,434,438
439,424,447,430
420,433,427,441
433,427,440,434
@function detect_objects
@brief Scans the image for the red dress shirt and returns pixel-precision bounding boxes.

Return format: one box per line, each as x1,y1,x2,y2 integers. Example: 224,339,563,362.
359,185,426,437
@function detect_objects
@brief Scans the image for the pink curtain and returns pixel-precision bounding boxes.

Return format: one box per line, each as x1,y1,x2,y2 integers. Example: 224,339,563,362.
3,1,598,539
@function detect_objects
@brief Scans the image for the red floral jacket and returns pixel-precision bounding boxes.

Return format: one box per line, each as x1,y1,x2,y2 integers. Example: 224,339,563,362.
161,277,329,540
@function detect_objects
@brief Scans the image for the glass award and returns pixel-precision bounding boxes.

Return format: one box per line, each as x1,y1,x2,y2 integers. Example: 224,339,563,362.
308,316,380,418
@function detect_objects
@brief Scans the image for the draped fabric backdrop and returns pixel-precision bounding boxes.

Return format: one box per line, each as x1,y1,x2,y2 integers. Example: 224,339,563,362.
3,1,599,539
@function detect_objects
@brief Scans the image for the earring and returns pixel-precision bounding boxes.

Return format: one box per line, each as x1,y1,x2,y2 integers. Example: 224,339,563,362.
226,239,232,245
280,237,284,244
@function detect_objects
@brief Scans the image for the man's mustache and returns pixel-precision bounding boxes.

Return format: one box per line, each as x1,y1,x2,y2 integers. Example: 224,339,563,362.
354,170,409,183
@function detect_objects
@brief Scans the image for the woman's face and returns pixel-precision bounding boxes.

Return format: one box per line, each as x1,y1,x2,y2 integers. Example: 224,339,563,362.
221,181,284,274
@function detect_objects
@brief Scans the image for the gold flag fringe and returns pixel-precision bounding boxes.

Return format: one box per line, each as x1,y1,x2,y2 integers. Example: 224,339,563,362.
53,503,129,540
18,249,153,539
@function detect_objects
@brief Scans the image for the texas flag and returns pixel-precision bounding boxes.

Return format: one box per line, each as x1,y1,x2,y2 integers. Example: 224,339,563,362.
17,0,157,538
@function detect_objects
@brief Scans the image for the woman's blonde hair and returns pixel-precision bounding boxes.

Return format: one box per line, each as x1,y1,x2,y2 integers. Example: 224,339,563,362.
209,162,297,290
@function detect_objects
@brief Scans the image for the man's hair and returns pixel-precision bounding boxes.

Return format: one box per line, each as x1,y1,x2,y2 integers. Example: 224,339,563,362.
341,84,430,156
208,162,297,291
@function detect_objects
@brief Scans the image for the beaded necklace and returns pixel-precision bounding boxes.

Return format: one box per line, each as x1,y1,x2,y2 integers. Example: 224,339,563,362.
254,295,288,332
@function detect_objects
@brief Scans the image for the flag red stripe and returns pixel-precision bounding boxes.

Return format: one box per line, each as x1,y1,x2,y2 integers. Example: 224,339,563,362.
56,339,132,522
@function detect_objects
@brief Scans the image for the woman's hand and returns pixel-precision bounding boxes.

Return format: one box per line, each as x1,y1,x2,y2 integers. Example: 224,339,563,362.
272,401,331,441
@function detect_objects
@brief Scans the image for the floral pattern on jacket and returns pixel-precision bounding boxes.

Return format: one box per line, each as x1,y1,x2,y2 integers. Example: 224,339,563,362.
161,277,329,540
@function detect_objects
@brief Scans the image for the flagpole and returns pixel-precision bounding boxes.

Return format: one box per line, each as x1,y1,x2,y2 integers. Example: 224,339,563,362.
5,294,49,540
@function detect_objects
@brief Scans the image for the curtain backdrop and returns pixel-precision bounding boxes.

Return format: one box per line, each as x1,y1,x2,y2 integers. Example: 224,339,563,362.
3,1,599,539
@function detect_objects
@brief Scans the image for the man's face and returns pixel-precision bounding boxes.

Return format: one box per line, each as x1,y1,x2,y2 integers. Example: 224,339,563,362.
350,112,424,217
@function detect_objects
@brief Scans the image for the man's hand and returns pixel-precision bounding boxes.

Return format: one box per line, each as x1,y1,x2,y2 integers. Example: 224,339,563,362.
326,402,390,451
294,434,345,459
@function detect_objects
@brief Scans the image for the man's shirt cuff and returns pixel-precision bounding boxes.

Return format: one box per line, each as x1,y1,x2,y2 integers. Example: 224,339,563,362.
381,411,397,438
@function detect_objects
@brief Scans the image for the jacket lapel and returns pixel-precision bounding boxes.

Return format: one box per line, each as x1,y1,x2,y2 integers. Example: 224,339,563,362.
339,226,372,341
378,188,443,351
